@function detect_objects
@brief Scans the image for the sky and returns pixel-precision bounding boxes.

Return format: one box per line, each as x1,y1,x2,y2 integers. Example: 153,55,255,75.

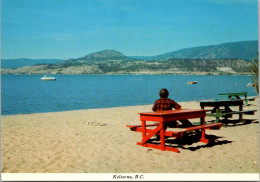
1,0,259,59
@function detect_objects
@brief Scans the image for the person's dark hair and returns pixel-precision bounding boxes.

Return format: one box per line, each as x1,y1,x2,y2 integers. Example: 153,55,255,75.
159,88,169,98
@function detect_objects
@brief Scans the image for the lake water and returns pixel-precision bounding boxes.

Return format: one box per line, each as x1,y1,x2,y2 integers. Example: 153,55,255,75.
1,74,258,115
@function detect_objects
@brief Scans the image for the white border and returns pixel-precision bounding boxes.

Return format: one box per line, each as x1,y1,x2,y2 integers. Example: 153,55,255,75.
1,173,260,181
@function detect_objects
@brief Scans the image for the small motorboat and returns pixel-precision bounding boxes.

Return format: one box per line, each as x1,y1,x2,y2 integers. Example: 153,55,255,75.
247,83,255,87
41,75,56,81
187,81,198,84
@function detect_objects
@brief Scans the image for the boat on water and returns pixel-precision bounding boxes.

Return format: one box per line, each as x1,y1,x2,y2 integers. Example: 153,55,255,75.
41,75,56,81
187,81,198,84
247,83,255,87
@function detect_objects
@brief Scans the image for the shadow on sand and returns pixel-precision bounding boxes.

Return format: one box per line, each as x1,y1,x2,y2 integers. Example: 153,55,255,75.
146,118,258,152
222,119,258,127
149,132,232,152
207,118,258,127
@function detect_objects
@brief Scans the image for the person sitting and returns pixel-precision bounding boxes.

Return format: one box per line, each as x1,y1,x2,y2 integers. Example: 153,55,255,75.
152,88,182,129
152,88,182,112
152,88,194,130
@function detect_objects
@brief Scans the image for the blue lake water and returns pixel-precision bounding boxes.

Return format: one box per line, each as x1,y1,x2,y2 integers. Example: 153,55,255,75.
1,74,258,115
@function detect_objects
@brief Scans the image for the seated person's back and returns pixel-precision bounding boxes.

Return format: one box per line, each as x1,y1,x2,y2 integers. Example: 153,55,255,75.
152,88,181,111
152,88,193,128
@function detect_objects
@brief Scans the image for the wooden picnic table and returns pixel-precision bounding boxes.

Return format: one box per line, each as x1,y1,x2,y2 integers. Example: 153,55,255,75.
218,92,249,105
200,100,256,125
126,109,222,153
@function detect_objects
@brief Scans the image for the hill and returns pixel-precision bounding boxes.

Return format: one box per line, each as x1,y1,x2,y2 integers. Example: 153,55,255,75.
1,40,258,68
59,50,133,65
1,58,254,75
1,40,258,75
80,49,131,61
138,40,258,60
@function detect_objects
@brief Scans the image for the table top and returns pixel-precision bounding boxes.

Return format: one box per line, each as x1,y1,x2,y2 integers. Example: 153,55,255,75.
200,99,243,107
139,109,206,116
139,109,207,122
218,92,247,96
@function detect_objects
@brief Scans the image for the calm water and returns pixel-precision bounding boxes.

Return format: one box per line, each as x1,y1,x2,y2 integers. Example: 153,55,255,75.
1,74,257,115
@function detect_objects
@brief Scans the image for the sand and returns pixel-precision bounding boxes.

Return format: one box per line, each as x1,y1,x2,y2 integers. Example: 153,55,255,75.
1,98,259,174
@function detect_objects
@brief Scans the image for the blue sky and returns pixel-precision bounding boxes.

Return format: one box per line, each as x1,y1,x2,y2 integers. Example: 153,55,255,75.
1,0,258,59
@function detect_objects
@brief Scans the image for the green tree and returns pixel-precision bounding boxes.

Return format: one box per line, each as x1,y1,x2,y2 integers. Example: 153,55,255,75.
251,53,259,94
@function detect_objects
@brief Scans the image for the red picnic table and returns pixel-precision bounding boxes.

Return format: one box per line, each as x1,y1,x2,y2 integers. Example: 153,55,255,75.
126,109,222,153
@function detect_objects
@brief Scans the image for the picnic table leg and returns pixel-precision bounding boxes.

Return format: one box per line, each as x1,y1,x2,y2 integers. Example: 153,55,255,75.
215,107,220,123
199,117,209,143
200,117,204,125
224,106,229,126
235,96,241,99
160,123,165,151
141,120,147,147
245,94,248,105
239,104,243,122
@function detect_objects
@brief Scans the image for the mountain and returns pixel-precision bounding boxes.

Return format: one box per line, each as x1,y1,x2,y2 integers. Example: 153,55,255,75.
1,58,63,68
2,40,258,69
81,49,130,61
1,40,258,75
143,40,258,60
1,58,253,75
62,41,258,63
60,50,133,64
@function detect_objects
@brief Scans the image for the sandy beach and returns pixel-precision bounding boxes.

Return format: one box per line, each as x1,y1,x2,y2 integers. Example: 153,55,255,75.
1,98,259,174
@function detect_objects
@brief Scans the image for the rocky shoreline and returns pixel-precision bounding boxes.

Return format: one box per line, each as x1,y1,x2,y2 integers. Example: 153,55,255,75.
0,67,252,75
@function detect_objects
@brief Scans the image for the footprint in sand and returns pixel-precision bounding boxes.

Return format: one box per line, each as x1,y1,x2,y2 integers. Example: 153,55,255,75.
84,121,107,126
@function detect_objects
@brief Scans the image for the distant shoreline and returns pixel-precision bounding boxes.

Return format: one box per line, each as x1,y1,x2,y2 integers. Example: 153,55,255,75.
0,73,253,76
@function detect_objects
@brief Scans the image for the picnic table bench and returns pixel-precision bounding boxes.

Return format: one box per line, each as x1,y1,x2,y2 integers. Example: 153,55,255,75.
200,100,257,125
126,109,222,153
217,92,254,105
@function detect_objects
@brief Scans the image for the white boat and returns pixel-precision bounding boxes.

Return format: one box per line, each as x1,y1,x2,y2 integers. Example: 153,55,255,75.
41,75,56,81
247,83,255,87
187,81,198,84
